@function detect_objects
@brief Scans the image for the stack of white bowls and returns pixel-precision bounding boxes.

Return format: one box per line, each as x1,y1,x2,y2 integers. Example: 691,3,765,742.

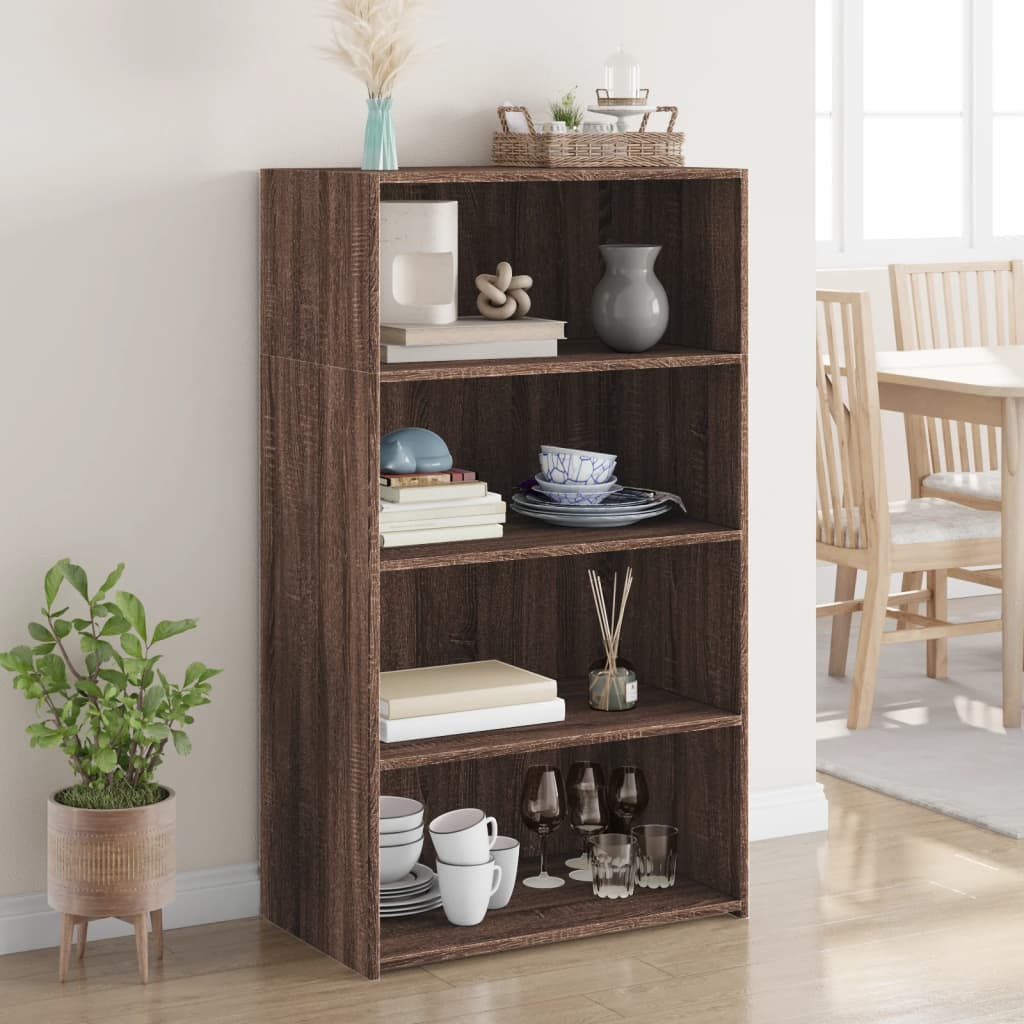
380,796,424,884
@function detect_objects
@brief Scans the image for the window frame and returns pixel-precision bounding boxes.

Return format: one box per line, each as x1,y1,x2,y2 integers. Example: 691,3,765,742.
818,0,1024,267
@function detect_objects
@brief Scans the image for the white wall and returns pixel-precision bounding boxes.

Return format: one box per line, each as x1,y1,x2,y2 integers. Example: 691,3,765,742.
0,0,815,900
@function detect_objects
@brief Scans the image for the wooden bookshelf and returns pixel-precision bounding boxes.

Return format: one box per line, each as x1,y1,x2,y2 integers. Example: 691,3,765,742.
260,166,748,979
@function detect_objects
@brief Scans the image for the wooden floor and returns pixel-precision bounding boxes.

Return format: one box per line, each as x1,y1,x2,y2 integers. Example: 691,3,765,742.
5,774,1024,1023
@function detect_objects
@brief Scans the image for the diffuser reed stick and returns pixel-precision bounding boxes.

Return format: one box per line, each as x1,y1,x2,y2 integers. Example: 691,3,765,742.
588,567,635,678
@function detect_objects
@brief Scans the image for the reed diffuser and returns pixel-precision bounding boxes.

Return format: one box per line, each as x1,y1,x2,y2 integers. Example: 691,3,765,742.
587,568,638,712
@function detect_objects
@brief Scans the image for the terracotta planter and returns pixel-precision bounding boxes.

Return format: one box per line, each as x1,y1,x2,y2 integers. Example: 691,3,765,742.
48,788,175,982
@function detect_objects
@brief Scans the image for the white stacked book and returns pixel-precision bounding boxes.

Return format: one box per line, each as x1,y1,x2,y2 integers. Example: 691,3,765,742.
379,488,506,548
380,660,564,743
381,317,566,364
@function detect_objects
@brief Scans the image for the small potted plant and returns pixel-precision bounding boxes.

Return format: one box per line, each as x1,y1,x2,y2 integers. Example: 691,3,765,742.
0,559,220,983
549,86,585,131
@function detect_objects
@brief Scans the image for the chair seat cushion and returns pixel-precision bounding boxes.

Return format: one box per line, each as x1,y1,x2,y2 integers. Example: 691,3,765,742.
922,469,1001,502
818,497,1000,546
889,497,1000,545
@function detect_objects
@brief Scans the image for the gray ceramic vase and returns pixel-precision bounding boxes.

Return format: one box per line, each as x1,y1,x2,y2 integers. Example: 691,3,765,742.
591,244,669,352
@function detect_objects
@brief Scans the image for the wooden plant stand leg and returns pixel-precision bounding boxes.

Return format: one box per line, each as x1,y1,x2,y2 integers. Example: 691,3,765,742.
151,909,164,960
131,913,149,984
77,919,88,960
58,914,75,983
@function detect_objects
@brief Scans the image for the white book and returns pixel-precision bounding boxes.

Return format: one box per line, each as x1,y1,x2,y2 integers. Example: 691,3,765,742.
379,523,503,548
379,494,506,524
380,698,566,743
383,339,558,364
379,480,488,504
380,660,558,719
382,317,566,347
380,512,506,534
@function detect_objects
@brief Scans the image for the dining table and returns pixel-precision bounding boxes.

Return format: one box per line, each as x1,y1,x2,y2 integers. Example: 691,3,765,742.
875,344,1024,728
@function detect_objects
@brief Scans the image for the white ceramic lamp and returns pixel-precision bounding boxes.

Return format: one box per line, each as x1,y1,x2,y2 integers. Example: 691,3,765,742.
380,201,458,325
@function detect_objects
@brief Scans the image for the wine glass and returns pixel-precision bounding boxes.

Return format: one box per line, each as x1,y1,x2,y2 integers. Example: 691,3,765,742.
565,761,609,882
520,764,567,889
608,764,649,833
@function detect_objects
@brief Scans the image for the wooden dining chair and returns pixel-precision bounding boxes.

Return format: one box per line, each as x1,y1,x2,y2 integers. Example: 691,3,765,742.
816,290,1002,729
889,260,1024,513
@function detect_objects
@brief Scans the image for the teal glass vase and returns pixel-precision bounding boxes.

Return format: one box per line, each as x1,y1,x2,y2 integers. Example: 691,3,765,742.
362,97,398,170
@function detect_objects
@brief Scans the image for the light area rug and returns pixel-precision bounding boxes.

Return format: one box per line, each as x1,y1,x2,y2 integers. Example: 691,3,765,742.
817,596,1024,838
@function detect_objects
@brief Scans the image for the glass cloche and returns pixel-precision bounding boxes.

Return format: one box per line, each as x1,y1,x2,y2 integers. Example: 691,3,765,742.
603,45,642,102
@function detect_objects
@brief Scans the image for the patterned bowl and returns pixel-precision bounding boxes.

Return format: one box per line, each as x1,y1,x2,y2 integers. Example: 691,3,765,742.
532,477,623,505
539,445,618,485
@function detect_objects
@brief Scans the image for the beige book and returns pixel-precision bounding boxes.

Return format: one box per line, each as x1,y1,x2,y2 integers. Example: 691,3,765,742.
379,480,487,504
381,316,566,347
379,513,506,534
380,660,558,720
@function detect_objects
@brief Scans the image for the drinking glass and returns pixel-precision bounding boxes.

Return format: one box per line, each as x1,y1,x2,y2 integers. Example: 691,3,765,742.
589,833,635,899
607,765,649,833
520,764,566,889
632,824,678,889
565,762,608,881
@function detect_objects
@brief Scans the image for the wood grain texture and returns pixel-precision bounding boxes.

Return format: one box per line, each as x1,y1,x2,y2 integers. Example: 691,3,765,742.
381,870,740,970
260,166,747,978
380,544,743,713
381,343,742,383
380,518,741,572
260,354,380,977
380,366,743,527
260,170,379,370
380,679,742,770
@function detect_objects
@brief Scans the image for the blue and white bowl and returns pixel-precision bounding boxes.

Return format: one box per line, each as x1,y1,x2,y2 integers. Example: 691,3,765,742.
539,445,618,485
533,476,622,506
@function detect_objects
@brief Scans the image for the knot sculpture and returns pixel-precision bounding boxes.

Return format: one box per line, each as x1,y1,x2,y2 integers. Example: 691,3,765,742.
475,261,534,320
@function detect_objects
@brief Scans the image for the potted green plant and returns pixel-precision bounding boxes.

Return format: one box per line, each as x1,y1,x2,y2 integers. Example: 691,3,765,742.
0,558,220,983
549,86,585,131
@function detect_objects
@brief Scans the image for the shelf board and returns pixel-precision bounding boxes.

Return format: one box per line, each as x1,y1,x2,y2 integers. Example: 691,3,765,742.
380,680,741,771
380,863,742,970
380,342,742,383
380,516,740,572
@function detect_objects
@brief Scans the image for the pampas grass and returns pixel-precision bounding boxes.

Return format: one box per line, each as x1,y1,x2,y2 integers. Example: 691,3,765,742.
326,0,428,98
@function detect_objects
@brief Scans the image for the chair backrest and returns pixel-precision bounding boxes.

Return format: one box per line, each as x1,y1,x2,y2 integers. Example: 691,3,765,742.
889,260,1024,480
816,290,888,553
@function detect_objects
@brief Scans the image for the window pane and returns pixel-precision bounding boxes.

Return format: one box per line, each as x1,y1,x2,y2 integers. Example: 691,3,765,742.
863,0,962,112
994,117,1024,235
816,115,832,241
994,0,1024,112
816,0,832,112
863,117,962,238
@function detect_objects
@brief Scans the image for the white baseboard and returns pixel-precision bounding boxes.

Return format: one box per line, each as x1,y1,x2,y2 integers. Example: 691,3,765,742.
816,562,997,605
0,862,258,956
750,783,829,841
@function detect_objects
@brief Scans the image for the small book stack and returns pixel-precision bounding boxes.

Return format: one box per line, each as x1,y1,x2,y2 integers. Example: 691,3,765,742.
381,316,566,364
380,468,506,548
380,660,564,743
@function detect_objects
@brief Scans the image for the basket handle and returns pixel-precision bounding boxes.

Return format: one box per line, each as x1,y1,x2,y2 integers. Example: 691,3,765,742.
497,105,536,135
639,106,678,133
595,87,650,102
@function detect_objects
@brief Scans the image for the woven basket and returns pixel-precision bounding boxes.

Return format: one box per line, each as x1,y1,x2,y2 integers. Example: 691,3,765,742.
492,106,685,169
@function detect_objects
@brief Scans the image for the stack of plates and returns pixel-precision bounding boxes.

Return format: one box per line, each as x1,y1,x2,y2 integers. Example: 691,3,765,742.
511,486,685,528
380,863,442,918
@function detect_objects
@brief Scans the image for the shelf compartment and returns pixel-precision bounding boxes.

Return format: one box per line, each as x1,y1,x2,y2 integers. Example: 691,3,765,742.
381,516,740,572
380,342,742,383
380,863,742,970
380,679,741,771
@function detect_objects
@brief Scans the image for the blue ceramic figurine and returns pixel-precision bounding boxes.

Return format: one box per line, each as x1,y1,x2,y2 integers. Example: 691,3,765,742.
380,427,453,474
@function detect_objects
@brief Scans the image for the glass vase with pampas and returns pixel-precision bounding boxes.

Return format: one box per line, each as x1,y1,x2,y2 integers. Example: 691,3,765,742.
587,568,638,712
326,0,430,170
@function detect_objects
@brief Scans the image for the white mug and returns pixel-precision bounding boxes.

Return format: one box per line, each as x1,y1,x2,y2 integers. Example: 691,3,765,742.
437,858,502,926
488,836,520,909
429,808,498,866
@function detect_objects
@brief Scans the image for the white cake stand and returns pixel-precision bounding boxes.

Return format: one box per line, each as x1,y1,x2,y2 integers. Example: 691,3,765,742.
586,104,658,133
